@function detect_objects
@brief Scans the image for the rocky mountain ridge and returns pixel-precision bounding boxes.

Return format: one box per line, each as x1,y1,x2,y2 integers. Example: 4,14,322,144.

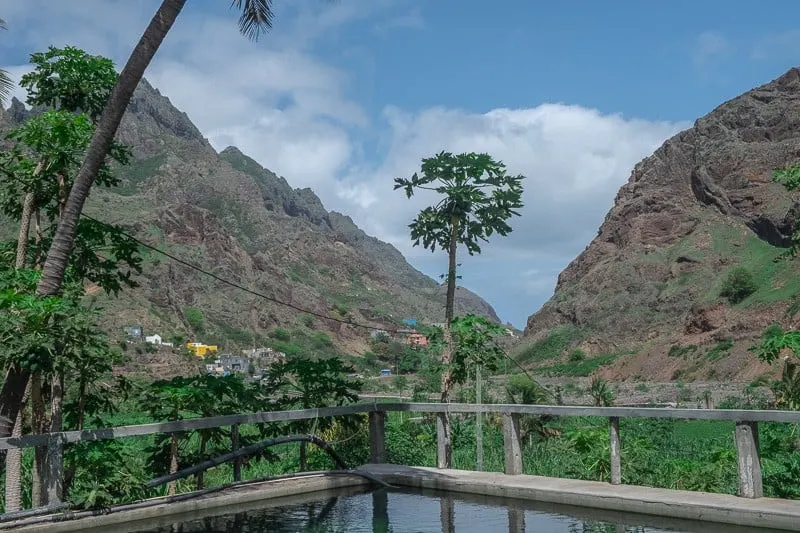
1,78,500,355
520,67,800,382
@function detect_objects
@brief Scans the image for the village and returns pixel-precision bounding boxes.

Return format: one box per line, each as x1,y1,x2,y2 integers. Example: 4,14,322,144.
120,318,444,382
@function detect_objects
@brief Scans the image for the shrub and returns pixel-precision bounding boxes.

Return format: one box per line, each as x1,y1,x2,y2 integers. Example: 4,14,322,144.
268,327,291,342
184,306,205,333
568,349,586,362
719,267,757,304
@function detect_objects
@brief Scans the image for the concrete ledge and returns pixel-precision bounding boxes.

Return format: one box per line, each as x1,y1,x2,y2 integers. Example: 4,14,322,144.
12,474,370,533
358,464,800,532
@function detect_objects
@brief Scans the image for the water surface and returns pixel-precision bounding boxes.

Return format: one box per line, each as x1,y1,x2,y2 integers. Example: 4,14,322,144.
107,487,785,533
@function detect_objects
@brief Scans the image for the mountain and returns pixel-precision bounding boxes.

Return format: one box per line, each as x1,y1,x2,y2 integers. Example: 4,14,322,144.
0,79,500,356
519,68,800,382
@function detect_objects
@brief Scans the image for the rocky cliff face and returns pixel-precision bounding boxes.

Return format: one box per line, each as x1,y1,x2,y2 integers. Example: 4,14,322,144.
1,79,500,354
521,68,800,381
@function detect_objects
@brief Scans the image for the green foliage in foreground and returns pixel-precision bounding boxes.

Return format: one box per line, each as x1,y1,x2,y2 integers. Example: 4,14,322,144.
2,384,799,512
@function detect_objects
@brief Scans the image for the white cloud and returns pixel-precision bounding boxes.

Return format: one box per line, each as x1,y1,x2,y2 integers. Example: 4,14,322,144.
0,0,687,327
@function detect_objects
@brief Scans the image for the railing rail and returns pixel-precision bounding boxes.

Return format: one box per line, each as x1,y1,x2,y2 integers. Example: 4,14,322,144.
2,402,796,508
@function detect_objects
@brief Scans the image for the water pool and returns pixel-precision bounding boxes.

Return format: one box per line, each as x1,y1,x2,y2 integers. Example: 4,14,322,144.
99,487,786,533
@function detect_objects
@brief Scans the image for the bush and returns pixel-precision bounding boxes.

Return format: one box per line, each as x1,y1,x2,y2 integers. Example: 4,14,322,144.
568,349,586,362
719,267,757,304
268,327,291,342
184,306,205,332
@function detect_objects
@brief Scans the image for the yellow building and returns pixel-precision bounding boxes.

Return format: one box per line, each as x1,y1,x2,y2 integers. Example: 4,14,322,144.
186,342,218,357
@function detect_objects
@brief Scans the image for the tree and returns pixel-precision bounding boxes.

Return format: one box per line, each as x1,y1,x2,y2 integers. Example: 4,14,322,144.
0,45,140,507
394,151,524,467
262,357,362,470
0,19,13,107
0,41,148,432
719,267,757,304
0,0,278,431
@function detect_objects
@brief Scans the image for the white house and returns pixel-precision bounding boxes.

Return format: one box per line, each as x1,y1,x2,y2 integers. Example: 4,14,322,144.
145,334,163,345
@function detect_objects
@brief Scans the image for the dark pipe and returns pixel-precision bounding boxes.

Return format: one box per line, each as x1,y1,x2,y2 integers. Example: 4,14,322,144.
0,503,69,522
146,434,348,488
0,470,391,530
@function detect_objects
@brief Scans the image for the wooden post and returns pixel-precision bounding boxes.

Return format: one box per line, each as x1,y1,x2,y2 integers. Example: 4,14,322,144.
476,365,483,472
735,421,763,498
231,424,241,482
369,411,387,464
609,416,621,485
43,435,63,505
502,413,522,475
436,413,451,469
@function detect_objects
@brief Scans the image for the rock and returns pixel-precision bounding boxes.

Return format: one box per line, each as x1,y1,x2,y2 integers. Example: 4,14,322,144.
523,67,800,379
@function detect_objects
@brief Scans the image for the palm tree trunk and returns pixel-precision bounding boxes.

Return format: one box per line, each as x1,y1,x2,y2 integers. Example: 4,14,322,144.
35,0,186,298
0,0,188,429
437,217,459,469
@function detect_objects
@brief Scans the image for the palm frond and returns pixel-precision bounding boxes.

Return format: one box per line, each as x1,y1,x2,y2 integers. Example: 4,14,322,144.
229,0,274,41
0,19,11,107
0,70,13,106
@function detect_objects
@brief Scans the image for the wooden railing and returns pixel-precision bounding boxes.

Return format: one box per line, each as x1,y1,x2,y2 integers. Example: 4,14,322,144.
2,403,798,510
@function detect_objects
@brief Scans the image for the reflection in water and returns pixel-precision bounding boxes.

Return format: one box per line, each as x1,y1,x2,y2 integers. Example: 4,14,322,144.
123,488,786,533
507,507,525,533
439,496,455,533
372,490,390,533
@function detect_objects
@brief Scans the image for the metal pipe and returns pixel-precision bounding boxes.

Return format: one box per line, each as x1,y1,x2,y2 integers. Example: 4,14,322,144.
0,470,390,530
145,434,348,488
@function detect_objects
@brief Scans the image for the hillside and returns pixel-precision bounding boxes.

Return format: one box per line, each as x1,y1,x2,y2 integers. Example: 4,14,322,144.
519,67,800,382
0,79,500,356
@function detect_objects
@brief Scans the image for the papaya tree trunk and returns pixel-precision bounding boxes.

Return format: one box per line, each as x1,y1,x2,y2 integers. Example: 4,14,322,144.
30,374,47,507
76,379,87,431
14,192,36,269
44,374,64,504
4,383,30,513
196,432,208,490
299,441,308,471
0,0,188,430
168,433,179,497
5,179,42,510
437,217,459,469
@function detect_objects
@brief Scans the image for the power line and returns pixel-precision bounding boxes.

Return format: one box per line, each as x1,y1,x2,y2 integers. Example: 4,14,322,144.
82,213,543,387
81,213,392,332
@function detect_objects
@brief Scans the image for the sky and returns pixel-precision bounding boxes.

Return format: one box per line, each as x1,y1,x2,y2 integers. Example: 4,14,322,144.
2,0,800,329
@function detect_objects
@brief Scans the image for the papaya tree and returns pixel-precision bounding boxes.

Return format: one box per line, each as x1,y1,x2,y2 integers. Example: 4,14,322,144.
394,151,524,467
0,45,140,508
262,357,362,471
0,0,287,439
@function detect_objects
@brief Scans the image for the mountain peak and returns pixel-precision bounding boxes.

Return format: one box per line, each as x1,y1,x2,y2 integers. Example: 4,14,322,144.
520,67,800,381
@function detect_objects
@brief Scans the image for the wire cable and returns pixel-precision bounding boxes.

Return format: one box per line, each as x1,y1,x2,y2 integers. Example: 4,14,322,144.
81,212,543,386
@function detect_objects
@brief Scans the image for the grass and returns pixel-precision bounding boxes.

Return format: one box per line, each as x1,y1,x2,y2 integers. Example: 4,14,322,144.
114,153,167,195
706,340,734,362
516,325,581,364
668,344,698,358
536,353,621,377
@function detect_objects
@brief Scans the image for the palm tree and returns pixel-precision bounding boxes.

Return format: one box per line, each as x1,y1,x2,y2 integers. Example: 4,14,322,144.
0,0,277,432
0,18,15,107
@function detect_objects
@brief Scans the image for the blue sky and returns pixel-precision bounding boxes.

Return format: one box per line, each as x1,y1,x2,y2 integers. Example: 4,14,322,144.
3,0,800,328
